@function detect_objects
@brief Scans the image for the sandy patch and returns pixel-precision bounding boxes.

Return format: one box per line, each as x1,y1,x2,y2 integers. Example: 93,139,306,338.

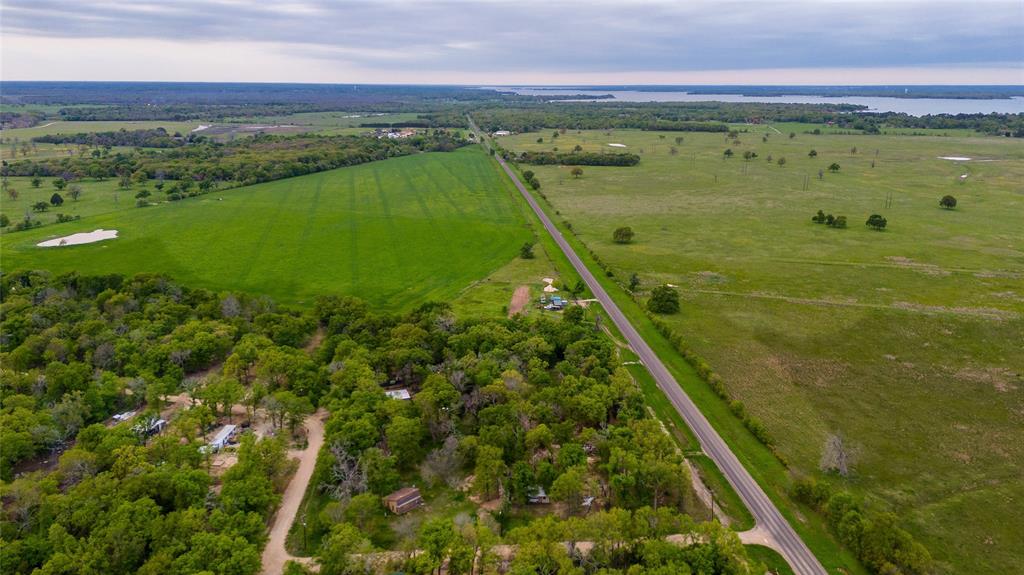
37,229,118,247
508,285,530,317
938,156,971,161
191,125,212,132
608,143,627,148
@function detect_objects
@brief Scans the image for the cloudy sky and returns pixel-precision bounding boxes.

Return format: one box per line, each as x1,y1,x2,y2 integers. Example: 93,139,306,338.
2,0,1022,84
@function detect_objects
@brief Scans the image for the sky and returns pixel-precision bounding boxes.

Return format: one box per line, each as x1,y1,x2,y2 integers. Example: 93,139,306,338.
2,0,1022,85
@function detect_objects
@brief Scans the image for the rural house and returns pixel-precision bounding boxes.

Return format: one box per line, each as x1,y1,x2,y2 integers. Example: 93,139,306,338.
383,487,423,514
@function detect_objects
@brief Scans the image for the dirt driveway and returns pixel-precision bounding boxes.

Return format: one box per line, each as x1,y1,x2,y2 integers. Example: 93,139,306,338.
261,410,327,574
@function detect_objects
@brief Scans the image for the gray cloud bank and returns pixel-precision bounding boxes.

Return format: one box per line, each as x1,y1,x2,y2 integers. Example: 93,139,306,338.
2,0,1022,78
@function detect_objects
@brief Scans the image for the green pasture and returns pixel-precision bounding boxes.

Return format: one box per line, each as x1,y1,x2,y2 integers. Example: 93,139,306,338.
2,147,533,310
1,120,202,140
497,126,1024,574
1,176,133,225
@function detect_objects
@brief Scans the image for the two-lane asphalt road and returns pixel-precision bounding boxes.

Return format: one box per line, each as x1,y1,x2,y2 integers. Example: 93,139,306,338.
492,150,828,575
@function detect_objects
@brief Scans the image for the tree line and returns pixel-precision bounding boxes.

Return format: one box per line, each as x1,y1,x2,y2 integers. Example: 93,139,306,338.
32,128,184,148
1,130,469,188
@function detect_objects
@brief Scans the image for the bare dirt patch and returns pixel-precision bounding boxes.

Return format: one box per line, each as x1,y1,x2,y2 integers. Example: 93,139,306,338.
885,256,951,276
954,367,1019,393
508,285,530,317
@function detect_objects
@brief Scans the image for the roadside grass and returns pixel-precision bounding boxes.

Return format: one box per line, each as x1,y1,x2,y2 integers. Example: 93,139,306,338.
2,147,533,311
496,126,1023,574
746,544,796,575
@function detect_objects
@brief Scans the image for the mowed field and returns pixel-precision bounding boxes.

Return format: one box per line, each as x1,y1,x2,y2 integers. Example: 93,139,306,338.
496,127,1024,574
2,147,533,309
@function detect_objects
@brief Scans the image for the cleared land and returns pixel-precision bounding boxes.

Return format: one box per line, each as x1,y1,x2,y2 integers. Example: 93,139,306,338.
496,126,1024,575
2,147,533,310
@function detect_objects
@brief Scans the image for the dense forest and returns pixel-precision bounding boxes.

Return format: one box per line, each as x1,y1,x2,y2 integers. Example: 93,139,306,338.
0,272,765,574
443,103,1024,136
1,130,469,189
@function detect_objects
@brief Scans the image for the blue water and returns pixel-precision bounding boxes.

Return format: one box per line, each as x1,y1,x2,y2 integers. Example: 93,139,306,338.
498,88,1024,116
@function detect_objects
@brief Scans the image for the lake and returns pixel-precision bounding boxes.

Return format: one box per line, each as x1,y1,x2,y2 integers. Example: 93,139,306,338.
495,88,1024,116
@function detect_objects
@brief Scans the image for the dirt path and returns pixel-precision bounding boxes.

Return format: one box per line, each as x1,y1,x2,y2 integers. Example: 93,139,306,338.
508,285,530,317
304,327,326,354
261,410,327,575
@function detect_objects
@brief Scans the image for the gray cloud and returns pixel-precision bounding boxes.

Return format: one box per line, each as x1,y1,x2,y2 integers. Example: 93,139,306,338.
3,0,1022,75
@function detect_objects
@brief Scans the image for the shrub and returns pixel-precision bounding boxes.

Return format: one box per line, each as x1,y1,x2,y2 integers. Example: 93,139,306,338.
866,214,887,230
612,226,634,244
939,195,957,209
647,285,679,314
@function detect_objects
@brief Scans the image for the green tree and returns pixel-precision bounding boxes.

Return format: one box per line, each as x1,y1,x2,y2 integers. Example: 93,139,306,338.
520,242,535,259
865,214,888,230
53,178,67,191
386,415,425,468
551,466,587,516
50,192,64,206
570,167,584,178
809,149,818,157
723,148,734,158
939,195,957,209
30,176,42,188
829,162,841,172
612,226,634,244
319,523,370,575
32,201,49,212
647,285,680,314
628,273,640,291
418,517,456,575
473,445,506,499
777,157,787,167
0,213,9,227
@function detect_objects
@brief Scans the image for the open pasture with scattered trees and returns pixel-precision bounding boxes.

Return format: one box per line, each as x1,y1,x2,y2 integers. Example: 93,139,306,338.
495,125,1024,575
2,147,532,309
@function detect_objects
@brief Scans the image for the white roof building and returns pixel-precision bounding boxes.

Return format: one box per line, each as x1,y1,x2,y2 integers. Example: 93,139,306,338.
385,389,412,401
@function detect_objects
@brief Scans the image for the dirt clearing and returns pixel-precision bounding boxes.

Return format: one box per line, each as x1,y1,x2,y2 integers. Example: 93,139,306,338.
508,285,530,317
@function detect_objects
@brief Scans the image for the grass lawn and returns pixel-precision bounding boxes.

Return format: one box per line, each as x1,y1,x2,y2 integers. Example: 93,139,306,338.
496,126,1024,574
2,147,533,311
746,544,796,575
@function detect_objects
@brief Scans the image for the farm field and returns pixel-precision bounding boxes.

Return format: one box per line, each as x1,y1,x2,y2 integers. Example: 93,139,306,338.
495,126,1024,575
2,146,534,310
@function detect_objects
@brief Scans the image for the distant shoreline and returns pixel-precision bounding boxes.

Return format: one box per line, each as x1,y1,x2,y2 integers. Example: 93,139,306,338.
486,85,1024,100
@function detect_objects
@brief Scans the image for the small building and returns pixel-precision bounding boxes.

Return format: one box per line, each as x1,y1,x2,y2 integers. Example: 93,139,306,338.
383,487,423,514
493,130,512,137
207,424,237,453
527,486,549,504
385,389,412,401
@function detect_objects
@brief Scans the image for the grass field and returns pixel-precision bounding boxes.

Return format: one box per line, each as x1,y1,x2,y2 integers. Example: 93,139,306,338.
1,120,204,160
2,177,133,225
2,147,533,310
496,126,1024,574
